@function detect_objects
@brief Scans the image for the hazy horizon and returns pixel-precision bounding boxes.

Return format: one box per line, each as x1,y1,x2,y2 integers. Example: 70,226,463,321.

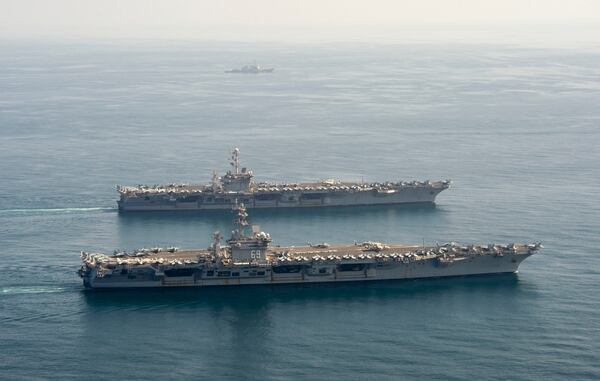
2,0,600,47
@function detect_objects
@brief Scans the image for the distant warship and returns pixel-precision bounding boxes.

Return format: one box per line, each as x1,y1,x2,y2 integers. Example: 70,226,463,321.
79,203,541,289
225,64,274,73
117,148,450,211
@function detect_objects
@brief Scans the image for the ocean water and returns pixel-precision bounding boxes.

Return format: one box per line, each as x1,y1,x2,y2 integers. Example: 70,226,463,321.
1,41,599,380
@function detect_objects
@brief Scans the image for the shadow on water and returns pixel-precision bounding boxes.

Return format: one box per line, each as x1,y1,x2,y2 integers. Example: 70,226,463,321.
114,202,446,254
81,273,523,310
116,202,440,224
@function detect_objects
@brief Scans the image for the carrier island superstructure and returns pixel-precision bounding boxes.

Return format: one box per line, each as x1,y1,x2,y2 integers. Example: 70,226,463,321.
117,148,450,211
79,204,541,289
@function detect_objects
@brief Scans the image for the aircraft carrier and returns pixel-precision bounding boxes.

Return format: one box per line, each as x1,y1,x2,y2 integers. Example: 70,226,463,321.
79,204,541,289
117,148,451,211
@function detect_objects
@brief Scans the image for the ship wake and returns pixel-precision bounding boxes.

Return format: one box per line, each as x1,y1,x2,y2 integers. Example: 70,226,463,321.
0,207,116,216
1,286,67,295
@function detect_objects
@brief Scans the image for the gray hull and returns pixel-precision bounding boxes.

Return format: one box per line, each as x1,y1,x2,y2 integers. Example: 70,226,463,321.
83,253,531,289
82,203,539,291
117,147,450,212
118,187,445,212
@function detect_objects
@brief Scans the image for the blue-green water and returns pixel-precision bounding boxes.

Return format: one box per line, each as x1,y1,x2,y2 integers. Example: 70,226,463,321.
1,41,599,380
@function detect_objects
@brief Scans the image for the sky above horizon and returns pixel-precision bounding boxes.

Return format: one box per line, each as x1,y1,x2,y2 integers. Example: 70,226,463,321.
2,0,600,45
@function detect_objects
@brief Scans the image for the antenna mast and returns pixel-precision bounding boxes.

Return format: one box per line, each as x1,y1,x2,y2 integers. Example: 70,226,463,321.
212,170,220,190
232,202,249,237
230,147,241,175
212,232,222,257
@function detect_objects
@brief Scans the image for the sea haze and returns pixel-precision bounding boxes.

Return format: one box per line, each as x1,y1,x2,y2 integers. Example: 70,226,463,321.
0,41,599,381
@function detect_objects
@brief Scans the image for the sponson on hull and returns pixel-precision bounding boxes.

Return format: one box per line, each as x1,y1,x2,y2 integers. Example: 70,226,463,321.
116,148,451,211
79,204,541,289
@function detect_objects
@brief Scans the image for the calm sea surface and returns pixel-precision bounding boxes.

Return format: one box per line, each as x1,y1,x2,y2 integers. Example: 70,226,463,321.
0,41,599,380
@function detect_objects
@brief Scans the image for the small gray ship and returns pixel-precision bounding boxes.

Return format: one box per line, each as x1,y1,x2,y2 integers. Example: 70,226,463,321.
117,148,451,211
225,64,274,73
79,204,541,289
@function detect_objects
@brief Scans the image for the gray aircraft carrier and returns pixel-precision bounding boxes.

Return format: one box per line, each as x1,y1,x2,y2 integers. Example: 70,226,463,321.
117,148,450,211
79,203,541,289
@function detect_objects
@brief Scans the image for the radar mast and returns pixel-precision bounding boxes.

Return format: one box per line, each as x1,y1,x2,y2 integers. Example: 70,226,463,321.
222,147,253,192
211,170,221,191
232,202,250,239
230,147,241,175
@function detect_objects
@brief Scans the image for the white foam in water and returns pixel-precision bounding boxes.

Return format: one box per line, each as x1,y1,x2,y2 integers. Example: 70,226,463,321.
1,286,66,295
0,207,116,216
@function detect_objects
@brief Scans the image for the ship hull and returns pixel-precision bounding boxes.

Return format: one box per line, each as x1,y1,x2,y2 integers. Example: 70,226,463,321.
82,253,532,289
117,187,445,212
